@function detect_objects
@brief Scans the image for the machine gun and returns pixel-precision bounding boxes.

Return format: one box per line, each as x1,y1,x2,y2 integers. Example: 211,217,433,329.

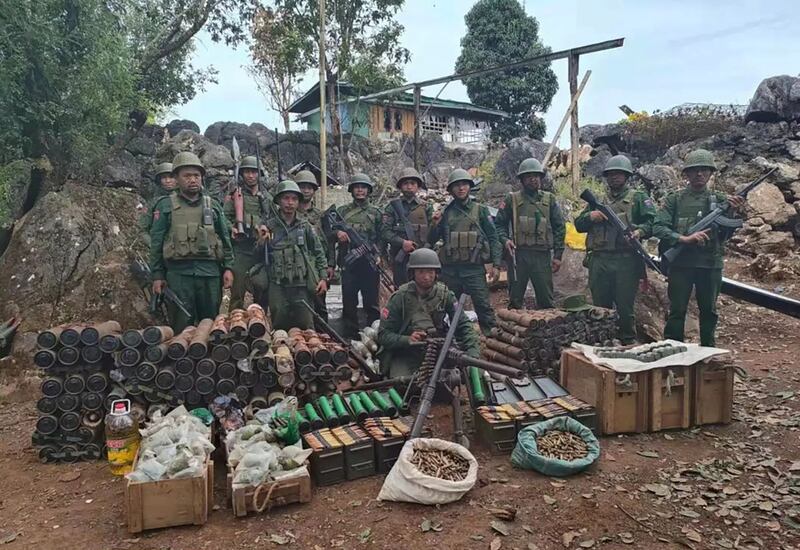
660,168,776,270
130,253,193,321
580,188,663,275
389,199,417,264
323,205,395,291
409,294,525,447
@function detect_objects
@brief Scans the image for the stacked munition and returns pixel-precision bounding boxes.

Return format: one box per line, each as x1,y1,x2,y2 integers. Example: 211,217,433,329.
485,307,618,378
32,321,121,463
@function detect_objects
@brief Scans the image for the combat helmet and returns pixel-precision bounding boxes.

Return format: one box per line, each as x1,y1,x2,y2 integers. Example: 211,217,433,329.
154,162,173,178
446,168,475,190
517,158,545,177
683,149,717,172
406,248,441,276
240,156,260,170
348,173,374,193
603,155,634,176
171,152,205,176
272,180,303,204
294,170,319,189
395,167,425,189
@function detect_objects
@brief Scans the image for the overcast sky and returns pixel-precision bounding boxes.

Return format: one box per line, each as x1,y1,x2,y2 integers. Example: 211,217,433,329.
173,0,799,145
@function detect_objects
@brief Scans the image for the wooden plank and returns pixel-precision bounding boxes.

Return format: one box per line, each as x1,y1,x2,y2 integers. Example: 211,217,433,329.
126,481,143,534
568,53,580,192
543,71,591,167
693,362,733,425
650,366,692,431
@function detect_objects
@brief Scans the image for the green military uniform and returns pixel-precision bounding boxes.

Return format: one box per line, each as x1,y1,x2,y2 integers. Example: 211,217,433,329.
428,169,502,334
653,149,731,347
138,162,174,246
495,158,565,310
333,174,384,336
575,184,655,342
263,181,328,330
299,203,333,321
149,191,235,332
377,281,480,377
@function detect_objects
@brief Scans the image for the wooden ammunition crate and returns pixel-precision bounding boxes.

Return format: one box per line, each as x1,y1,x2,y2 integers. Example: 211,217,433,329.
649,366,693,431
125,453,213,533
692,360,733,425
228,466,312,517
560,350,650,435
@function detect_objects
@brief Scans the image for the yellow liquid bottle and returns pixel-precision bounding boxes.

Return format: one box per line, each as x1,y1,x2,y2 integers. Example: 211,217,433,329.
105,399,141,476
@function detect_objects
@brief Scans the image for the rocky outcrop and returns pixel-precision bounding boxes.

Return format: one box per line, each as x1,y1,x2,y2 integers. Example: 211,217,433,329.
746,182,796,228
166,119,200,136
745,75,800,123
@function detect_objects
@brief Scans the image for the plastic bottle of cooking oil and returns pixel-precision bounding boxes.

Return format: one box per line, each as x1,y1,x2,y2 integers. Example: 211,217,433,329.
105,399,140,476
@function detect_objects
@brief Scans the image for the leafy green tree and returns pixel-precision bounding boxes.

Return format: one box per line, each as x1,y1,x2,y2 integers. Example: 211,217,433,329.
455,0,558,141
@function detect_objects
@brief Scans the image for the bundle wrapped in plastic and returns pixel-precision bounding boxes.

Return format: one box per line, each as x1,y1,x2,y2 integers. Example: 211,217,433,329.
231,442,312,489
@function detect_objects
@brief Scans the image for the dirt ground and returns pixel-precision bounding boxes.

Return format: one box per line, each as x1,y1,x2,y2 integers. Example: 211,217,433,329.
1,278,800,550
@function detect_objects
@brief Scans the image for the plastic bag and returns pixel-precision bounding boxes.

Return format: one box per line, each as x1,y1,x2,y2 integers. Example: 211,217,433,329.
125,457,166,482
564,222,587,251
511,417,600,476
377,438,478,505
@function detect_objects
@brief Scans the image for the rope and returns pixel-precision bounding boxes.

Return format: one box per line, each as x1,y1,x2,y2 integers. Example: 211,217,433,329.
615,374,632,389
252,479,278,513
665,369,676,397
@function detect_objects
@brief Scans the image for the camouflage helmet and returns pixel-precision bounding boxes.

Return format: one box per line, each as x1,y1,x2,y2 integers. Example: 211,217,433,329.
294,170,319,189
395,167,425,189
407,248,441,273
517,158,545,177
272,180,303,204
683,149,717,172
240,156,260,170
603,155,634,176
154,162,173,178
171,152,205,176
348,173,374,193
446,168,475,190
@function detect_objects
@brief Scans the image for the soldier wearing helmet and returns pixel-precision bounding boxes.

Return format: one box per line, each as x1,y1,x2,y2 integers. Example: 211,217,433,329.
330,173,384,337
223,155,273,310
149,152,235,331
428,168,502,334
294,169,335,322
380,167,434,287
138,162,176,245
377,248,480,377
653,149,745,346
494,158,566,310
574,155,655,343
259,180,329,330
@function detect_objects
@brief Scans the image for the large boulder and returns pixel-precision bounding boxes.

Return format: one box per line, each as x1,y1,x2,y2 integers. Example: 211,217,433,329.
101,149,143,189
745,75,800,123
746,181,797,228
166,119,200,136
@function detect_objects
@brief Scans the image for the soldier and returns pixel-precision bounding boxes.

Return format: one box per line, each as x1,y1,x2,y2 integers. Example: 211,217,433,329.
149,152,235,331
428,168,502,334
137,162,176,245
223,155,272,310
295,169,335,322
653,149,745,346
574,155,655,344
381,167,434,287
261,180,328,330
494,158,566,310
331,173,383,336
377,248,480,378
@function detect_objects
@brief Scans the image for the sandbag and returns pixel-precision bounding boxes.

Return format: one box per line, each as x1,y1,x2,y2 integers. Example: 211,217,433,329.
511,417,600,476
377,438,478,505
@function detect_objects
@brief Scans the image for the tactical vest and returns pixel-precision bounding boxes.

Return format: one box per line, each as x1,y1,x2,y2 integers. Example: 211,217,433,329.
342,203,379,242
512,191,553,248
673,189,722,252
391,199,429,247
586,188,634,252
163,194,224,261
268,221,309,286
439,201,491,264
400,282,448,335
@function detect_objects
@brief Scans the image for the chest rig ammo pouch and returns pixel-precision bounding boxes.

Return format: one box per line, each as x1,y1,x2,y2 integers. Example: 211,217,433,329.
402,283,448,335
514,191,553,248
269,224,308,286
587,191,633,251
440,202,491,264
163,195,223,261
391,199,429,247
674,192,721,250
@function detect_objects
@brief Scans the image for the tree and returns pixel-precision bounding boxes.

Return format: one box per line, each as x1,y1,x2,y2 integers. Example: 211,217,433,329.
455,0,558,142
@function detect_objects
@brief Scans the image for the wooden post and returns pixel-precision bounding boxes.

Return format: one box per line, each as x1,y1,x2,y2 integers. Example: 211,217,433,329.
413,85,421,171
318,0,327,209
568,53,580,193
542,70,591,168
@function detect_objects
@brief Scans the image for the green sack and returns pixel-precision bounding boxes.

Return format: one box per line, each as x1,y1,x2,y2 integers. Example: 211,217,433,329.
511,416,600,476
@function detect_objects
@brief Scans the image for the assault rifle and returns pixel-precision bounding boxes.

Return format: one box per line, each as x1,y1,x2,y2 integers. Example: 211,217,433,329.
323,205,395,291
660,167,776,269
390,199,417,264
130,253,193,321
580,188,663,275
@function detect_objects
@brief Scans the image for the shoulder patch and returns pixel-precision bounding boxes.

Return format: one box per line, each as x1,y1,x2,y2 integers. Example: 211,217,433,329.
381,307,390,319
152,210,160,221
499,201,506,210
644,198,654,208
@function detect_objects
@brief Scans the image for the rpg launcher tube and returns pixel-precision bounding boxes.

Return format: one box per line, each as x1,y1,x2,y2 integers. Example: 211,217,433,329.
357,391,381,417
387,387,409,415
304,403,325,430
296,411,311,434
469,367,486,405
331,394,352,424
370,391,397,417
348,394,368,422
317,396,340,427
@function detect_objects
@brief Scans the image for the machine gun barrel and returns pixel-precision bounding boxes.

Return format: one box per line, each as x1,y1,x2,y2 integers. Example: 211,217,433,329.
446,349,525,379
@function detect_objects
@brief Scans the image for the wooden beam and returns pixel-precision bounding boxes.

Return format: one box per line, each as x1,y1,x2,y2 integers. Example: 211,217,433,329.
568,53,580,193
318,0,327,209
543,70,591,167
413,85,421,171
